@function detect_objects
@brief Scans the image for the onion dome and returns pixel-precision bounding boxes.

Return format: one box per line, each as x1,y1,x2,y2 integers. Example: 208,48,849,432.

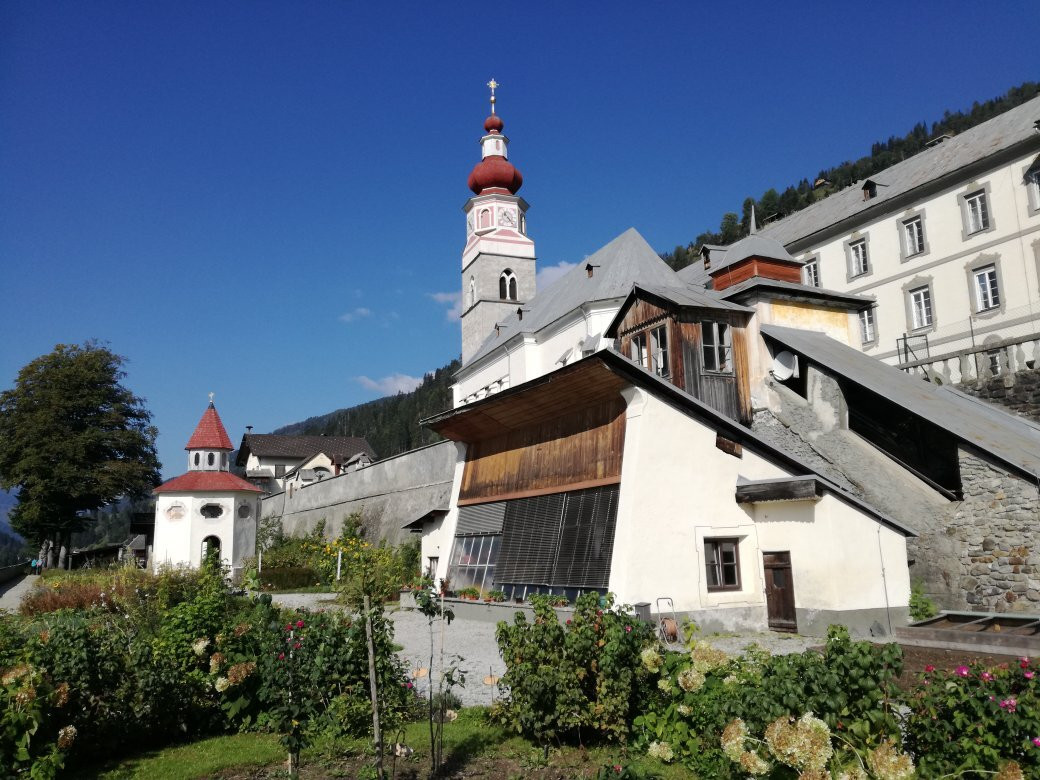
484,114,503,133
468,155,523,195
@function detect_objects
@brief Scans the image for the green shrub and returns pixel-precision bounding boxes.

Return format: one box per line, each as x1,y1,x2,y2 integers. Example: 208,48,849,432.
908,580,938,622
633,626,904,776
904,657,1040,775
492,592,656,746
258,566,321,591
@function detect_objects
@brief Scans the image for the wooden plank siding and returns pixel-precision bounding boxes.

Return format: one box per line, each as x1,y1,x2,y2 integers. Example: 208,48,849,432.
710,257,803,291
458,397,626,505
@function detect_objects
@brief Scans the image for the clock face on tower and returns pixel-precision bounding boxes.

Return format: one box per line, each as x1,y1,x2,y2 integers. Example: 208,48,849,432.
498,209,517,228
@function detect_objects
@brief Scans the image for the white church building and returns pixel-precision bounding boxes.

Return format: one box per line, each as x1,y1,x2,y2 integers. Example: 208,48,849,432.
152,399,262,577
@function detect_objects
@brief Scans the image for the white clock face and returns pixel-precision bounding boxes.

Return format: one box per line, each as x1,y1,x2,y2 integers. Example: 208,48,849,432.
498,209,516,227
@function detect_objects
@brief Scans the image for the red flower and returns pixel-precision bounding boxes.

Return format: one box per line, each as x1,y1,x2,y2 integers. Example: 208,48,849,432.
625,626,632,633
278,653,285,660
566,619,572,625
293,641,301,650
296,619,304,629
924,665,935,673
284,624,292,632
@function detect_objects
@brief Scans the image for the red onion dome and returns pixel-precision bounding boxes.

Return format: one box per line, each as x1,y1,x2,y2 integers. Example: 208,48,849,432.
468,156,523,195
483,114,504,133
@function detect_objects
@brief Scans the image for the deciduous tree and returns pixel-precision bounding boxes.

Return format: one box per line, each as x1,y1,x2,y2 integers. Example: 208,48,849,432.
0,342,160,566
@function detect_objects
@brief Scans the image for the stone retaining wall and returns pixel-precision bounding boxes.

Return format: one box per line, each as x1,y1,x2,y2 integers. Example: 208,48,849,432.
958,368,1040,423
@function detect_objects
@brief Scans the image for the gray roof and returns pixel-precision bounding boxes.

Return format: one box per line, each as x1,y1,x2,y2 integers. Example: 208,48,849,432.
760,324,1040,478
718,277,875,309
629,282,752,313
676,259,712,287
710,233,800,270
464,227,679,367
759,95,1040,248
236,434,376,465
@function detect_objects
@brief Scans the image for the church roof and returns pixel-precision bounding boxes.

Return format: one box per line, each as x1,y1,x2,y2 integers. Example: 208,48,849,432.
235,434,376,466
464,228,679,368
185,403,234,451
759,94,1040,249
154,471,262,494
712,233,801,269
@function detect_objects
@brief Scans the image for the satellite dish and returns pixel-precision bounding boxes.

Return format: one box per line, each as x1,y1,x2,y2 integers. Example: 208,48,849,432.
771,350,798,381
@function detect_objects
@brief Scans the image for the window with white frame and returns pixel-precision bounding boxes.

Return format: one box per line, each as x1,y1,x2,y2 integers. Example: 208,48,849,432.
704,537,740,591
909,286,933,330
965,190,990,234
702,321,733,373
902,216,925,257
973,264,1000,311
803,258,820,287
1027,169,1040,213
859,307,876,345
849,239,869,277
630,325,669,377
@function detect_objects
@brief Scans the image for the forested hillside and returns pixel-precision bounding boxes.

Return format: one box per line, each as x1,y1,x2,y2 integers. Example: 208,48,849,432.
274,359,460,459
661,81,1040,270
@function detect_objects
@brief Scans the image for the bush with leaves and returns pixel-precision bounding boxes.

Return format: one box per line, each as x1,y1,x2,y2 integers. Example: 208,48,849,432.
904,656,1040,776
492,592,657,746
633,626,904,776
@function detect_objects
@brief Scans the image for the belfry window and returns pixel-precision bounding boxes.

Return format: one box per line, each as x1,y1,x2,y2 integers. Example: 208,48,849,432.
499,269,517,301
479,208,491,230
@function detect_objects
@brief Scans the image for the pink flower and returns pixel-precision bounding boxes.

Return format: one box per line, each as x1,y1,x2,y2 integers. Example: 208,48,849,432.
296,619,304,629
613,766,622,773
293,641,301,650
1025,671,1035,680
284,623,292,632
924,665,935,673
1033,737,1040,747
597,610,603,616
278,653,285,660
955,665,970,677
981,671,994,682
1000,697,1018,712
1022,658,1031,669
625,625,632,633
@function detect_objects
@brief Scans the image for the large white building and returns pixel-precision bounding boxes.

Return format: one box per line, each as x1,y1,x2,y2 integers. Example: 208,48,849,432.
754,95,1040,372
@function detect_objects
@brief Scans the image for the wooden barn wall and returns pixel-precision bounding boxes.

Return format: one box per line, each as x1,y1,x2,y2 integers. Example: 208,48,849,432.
458,397,626,504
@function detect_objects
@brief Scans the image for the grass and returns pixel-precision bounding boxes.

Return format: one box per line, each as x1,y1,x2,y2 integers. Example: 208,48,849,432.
77,732,285,780
82,708,691,779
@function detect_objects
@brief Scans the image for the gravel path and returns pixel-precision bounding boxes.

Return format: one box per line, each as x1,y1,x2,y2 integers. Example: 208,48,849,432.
269,592,824,707
0,575,38,613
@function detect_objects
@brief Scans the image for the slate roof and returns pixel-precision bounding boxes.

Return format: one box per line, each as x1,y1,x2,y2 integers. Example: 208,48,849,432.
629,282,752,313
154,471,262,494
185,403,234,451
463,228,679,368
760,324,1040,479
235,434,376,466
759,95,1040,248
710,233,801,270
718,277,875,309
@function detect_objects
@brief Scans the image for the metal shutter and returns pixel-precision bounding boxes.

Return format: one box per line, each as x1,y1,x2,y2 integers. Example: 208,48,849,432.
495,493,566,585
455,502,506,535
551,485,619,589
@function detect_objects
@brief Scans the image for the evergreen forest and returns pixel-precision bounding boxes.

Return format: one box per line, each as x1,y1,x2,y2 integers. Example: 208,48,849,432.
273,359,460,459
660,81,1040,271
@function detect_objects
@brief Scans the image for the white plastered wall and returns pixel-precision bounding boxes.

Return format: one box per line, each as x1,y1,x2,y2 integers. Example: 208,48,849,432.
608,388,910,622
153,492,259,573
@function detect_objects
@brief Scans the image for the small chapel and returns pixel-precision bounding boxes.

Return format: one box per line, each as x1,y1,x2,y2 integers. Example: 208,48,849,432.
152,397,262,577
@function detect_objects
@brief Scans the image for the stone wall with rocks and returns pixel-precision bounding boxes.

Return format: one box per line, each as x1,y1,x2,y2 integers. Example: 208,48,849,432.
944,450,1040,613
958,368,1040,423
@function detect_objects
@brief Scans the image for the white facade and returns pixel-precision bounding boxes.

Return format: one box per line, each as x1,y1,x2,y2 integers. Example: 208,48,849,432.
153,491,260,575
773,134,1040,364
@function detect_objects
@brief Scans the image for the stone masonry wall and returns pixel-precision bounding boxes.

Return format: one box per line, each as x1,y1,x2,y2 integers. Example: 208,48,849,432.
958,368,1040,424
946,450,1040,613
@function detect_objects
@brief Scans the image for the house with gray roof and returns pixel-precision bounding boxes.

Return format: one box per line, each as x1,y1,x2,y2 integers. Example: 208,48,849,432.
754,94,1040,377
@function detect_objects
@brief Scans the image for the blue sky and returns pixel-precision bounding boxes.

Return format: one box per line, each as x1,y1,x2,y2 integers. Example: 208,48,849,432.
1,1,1038,478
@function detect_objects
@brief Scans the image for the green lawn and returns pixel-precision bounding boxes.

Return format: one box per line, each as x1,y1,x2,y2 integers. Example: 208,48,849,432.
76,733,284,780
77,708,691,779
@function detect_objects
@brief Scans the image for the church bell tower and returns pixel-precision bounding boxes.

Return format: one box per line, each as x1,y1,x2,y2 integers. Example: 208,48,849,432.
460,79,536,364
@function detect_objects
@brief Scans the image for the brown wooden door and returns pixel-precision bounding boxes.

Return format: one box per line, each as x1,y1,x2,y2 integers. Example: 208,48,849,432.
763,551,797,632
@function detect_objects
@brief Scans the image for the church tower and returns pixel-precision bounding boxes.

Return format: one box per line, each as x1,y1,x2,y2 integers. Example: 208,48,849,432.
460,79,536,363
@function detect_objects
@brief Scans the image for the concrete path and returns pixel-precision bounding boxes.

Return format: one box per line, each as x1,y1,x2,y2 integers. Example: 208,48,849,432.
0,574,38,613
269,591,822,707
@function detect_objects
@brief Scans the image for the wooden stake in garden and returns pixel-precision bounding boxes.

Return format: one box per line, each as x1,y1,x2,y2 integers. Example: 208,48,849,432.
363,593,384,780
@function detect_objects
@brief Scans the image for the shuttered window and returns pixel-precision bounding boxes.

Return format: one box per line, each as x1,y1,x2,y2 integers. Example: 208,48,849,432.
495,493,565,585
493,485,619,591
455,502,506,535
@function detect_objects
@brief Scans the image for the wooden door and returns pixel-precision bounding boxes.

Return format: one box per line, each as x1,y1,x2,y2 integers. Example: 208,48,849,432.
763,551,797,632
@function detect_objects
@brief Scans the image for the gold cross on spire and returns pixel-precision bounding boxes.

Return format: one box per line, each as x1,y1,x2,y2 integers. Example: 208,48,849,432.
487,78,498,114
